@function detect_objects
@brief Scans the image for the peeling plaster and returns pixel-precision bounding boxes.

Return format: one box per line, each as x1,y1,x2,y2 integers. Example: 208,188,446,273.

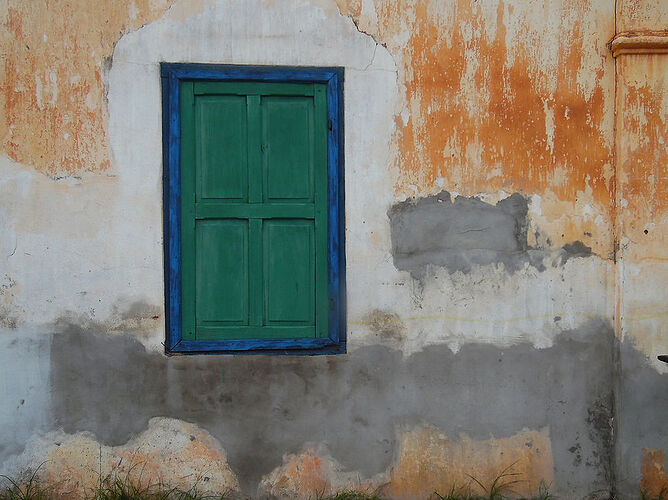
337,0,615,207
0,0,181,175
259,426,555,500
0,0,667,497
40,318,617,497
640,449,668,498
387,426,554,499
336,0,616,254
2,418,239,499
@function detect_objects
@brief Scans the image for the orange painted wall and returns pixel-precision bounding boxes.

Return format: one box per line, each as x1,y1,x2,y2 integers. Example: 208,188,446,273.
0,0,176,176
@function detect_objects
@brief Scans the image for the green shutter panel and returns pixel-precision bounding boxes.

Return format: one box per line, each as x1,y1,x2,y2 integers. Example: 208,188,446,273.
180,81,329,341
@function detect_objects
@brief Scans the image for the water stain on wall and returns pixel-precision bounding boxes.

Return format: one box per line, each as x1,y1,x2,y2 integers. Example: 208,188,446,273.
363,309,407,342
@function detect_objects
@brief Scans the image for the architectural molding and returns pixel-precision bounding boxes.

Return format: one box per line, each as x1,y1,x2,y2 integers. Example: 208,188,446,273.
609,31,668,57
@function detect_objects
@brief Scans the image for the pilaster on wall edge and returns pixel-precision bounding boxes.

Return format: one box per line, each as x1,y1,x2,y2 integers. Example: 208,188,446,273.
608,30,668,57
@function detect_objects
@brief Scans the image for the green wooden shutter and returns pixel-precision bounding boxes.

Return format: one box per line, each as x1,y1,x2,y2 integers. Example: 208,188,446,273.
180,81,329,341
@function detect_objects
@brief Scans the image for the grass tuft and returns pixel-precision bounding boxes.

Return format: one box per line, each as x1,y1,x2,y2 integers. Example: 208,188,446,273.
16,462,668,500
469,461,524,500
0,464,52,500
92,473,229,500
432,463,556,500
528,482,554,500
88,460,230,500
431,484,479,500
0,464,228,500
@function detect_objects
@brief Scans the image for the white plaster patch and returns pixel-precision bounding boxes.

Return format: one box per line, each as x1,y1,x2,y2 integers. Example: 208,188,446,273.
348,250,613,355
48,71,58,106
105,0,396,351
620,261,668,374
34,75,43,110
128,0,139,21
543,98,555,155
0,155,164,349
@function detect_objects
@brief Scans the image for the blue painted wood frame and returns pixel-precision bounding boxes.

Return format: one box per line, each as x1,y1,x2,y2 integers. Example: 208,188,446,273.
161,63,346,355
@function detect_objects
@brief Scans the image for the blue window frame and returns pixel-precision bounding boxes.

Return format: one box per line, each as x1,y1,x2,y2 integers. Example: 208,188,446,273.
161,63,346,355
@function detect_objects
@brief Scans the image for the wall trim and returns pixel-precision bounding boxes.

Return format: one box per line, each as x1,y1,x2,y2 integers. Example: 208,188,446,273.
609,31,668,57
160,63,347,355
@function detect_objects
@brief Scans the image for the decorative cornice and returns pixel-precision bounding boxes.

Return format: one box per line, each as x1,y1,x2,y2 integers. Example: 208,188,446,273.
609,30,668,57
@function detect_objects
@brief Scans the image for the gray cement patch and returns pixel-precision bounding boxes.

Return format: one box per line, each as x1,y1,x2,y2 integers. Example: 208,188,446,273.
43,318,617,497
388,191,593,276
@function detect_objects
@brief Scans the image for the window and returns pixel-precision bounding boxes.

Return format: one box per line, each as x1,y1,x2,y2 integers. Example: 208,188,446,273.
161,64,345,354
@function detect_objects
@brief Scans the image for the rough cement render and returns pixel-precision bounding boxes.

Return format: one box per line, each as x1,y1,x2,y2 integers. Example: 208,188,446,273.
388,190,593,277
38,318,615,497
615,339,668,498
0,274,21,329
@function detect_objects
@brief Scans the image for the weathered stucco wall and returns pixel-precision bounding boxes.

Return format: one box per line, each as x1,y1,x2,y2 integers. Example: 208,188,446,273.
337,0,616,258
0,0,666,498
613,2,668,497
0,0,178,175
